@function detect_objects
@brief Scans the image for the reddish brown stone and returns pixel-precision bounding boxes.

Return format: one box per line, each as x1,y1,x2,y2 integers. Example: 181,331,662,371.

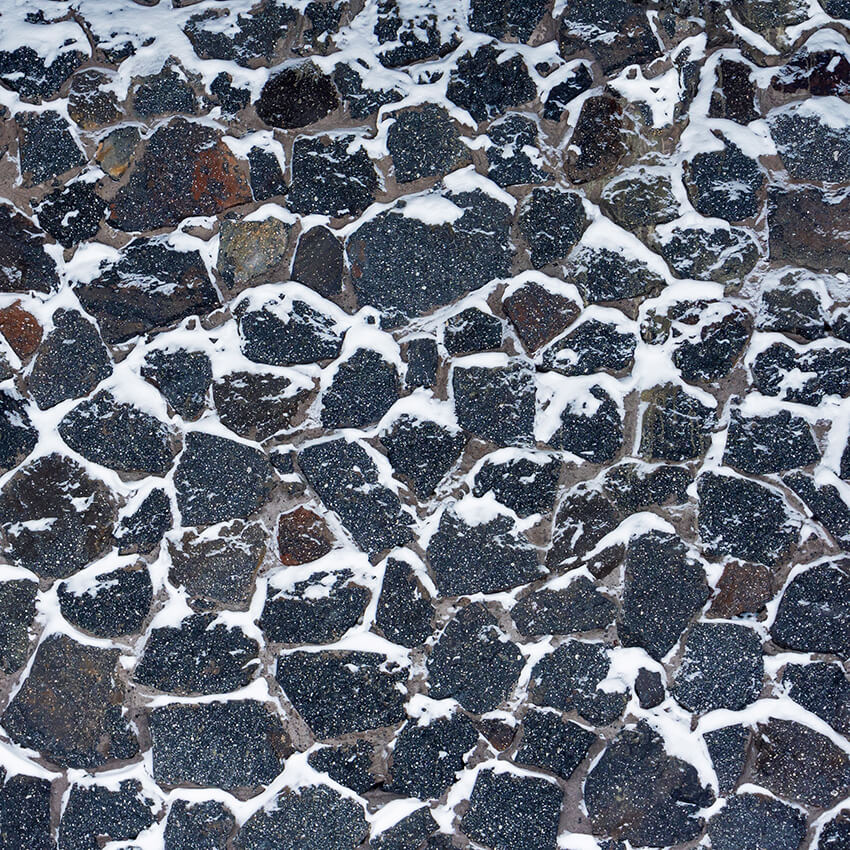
476,719,516,751
771,50,850,98
0,302,42,358
277,507,334,566
708,561,773,618
565,96,627,184
503,282,581,353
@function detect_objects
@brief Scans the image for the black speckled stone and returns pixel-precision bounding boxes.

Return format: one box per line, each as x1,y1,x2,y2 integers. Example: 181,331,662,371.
276,650,407,738
602,463,691,514
59,781,155,850
427,603,524,714
405,337,439,389
247,147,287,201
512,577,616,637
519,187,587,269
388,104,467,183
165,800,235,850
255,62,339,129
546,384,623,463
372,807,439,850
0,204,59,294
655,224,759,284
515,709,597,780
784,661,850,735
321,349,400,429
752,342,850,406
686,137,764,222
35,181,106,247
769,102,850,182
444,307,502,356
543,63,593,121
19,110,84,184
724,409,819,474
214,371,309,441
473,454,560,518
308,741,378,795
541,319,636,377
142,349,212,421
0,773,52,850
635,668,665,709
487,114,548,186
0,389,37,473
707,793,806,850
0,580,36,674
784,471,850,548
705,725,749,796
375,557,434,647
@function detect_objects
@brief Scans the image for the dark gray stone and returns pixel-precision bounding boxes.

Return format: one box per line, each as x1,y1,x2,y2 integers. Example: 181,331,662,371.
634,668,665,709
388,104,467,183
321,349,400,429
473,455,560,518
375,558,434,647
705,725,749,796
291,226,344,298
758,272,830,340
486,114,547,186
372,807,439,850
0,389,37,473
541,319,636,377
769,101,850,181
752,341,850,405
142,349,212,420
0,204,59,294
333,62,403,119
214,371,309,441
724,409,818,474
784,661,850,735
570,246,666,304
0,580,36,674
543,64,594,121
0,773,52,850
247,147,286,201
19,111,84,184
639,384,716,462
165,800,234,850
427,603,524,714
601,463,691,514
512,577,616,636
307,741,377,795
0,45,85,102
600,165,680,229
255,63,338,128
469,0,547,40
821,811,850,849
444,308,502,356
784,471,850,548
35,181,105,248
519,188,587,269
673,306,752,383
710,59,759,124
59,781,155,850
655,224,760,283
115,490,172,556
515,709,597,780
545,384,623,463
405,337,439,388
686,137,764,221
707,793,806,850
133,70,196,117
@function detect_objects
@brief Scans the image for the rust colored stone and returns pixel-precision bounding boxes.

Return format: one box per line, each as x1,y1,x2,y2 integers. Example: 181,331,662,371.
503,282,581,353
277,507,333,566
708,561,773,618
0,301,42,358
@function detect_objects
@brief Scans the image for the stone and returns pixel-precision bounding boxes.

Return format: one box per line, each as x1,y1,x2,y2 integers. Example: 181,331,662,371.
541,319,636,377
427,603,524,714
620,531,710,660
559,0,660,75
672,306,752,383
174,432,275,526
452,360,536,447
247,147,286,201
233,785,368,850
512,577,616,636
446,45,536,123
731,0,811,39
486,114,548,186
601,463,691,514
708,561,773,618
239,299,344,366
639,384,716,461
546,384,624,463
372,807,439,850
707,793,806,850
109,119,252,232
184,0,296,66
0,389,37,472
784,661,850,735
307,741,377,795
503,281,581,353
151,700,289,792
469,0,547,41
347,190,512,326
388,712,479,798
584,721,713,847
95,127,141,180
634,668,665,709
255,62,339,128
374,0,459,67
214,371,309,440
298,438,413,554
380,417,466,499
518,187,587,269
275,650,407,738
673,623,763,713
751,719,850,807
259,569,370,644
543,63,594,121
288,135,378,218
752,341,850,405
18,111,84,184
516,710,597,780
405,337,439,388
600,165,680,229
132,69,196,117
0,302,42,358
570,246,666,304
768,186,850,274
709,59,759,124
210,72,250,114
771,45,850,97
758,272,829,340
473,454,560,518
35,181,105,248
58,565,152,638
58,391,175,476
565,96,627,183
444,308,502,356
59,781,155,850
0,45,85,102
770,562,850,656
375,558,434,647
217,218,291,296
291,226,344,298
697,472,799,566
0,773,52,850
529,640,627,726
169,520,266,609
821,811,850,848
2,634,138,769
333,63,403,119
321,349,400,429
784,472,850,548
77,238,219,344
654,223,760,283
165,800,235,850
426,506,542,596
705,725,749,795
114,489,172,555
0,580,36,674
276,507,333,565
142,349,212,420
388,104,467,183
461,768,563,850
136,613,259,694
28,310,111,410
0,453,115,579
685,138,764,222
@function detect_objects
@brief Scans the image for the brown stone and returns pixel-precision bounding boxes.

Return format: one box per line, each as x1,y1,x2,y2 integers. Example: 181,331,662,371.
95,126,141,180
503,282,581,353
0,301,42,358
708,561,773,618
217,218,291,296
768,186,850,274
565,96,627,184
277,507,333,566
109,118,252,232
1,634,138,769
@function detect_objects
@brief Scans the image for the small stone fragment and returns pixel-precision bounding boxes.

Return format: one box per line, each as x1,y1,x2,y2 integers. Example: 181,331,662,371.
570,246,666,304
277,507,333,565
634,668,665,709
486,114,547,186
708,561,773,618
723,409,818,474
784,471,850,548
600,165,680,230
444,308,502,356
247,147,287,201
165,800,235,850
404,337,439,388
372,807,439,850
543,63,593,121
0,301,42,358
519,187,587,269
95,126,141,180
